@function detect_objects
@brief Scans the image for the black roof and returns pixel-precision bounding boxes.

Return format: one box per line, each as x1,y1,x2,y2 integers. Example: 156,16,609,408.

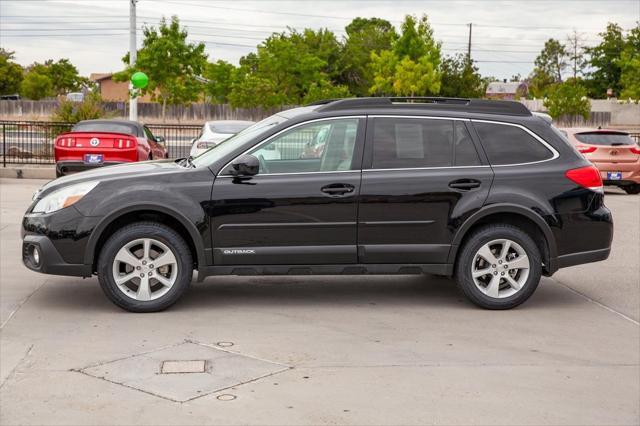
311,97,531,117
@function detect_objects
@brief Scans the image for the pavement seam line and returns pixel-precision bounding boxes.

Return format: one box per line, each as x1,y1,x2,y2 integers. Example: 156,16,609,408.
553,278,639,326
0,344,34,390
0,279,49,330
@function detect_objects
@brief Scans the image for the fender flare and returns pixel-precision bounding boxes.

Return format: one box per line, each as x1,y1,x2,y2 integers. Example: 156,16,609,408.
84,202,207,268
447,203,558,266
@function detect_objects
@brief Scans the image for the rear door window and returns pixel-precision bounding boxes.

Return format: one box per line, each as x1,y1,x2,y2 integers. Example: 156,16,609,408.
473,121,553,165
371,118,481,169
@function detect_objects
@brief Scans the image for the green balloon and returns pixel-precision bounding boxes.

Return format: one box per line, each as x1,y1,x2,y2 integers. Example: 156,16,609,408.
131,71,149,89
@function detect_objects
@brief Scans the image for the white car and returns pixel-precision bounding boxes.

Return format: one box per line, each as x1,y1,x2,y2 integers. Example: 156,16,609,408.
189,120,254,157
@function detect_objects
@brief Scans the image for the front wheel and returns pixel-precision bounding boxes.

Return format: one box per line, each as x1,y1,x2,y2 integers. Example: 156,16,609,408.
97,222,193,312
623,184,640,195
455,224,542,310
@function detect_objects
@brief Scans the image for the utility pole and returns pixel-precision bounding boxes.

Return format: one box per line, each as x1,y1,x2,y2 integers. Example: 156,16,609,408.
129,0,137,121
467,23,472,64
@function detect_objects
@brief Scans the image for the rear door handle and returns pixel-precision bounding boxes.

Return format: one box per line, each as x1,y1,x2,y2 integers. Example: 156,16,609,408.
321,183,355,196
449,179,482,190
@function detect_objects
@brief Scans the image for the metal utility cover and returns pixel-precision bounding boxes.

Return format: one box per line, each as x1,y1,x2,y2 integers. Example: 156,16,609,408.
80,342,290,402
161,360,206,374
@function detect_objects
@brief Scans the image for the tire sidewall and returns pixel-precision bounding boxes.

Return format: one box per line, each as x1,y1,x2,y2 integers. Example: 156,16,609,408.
97,223,192,312
456,225,542,309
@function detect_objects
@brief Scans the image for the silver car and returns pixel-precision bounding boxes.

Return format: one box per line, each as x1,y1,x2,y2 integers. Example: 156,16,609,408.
189,120,254,157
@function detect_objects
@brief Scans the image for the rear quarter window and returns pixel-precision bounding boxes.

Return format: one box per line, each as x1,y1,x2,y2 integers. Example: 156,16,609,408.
473,121,553,165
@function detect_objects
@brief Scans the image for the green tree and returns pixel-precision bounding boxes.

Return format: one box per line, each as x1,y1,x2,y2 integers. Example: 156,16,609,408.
619,24,640,99
439,54,484,98
534,39,568,83
339,17,397,96
20,70,53,100
0,49,23,95
543,80,590,121
203,60,237,103
302,80,351,104
229,28,348,108
228,75,284,109
369,49,399,95
45,59,86,94
52,92,108,123
394,15,440,62
369,14,442,96
392,56,441,96
114,16,208,120
584,23,625,98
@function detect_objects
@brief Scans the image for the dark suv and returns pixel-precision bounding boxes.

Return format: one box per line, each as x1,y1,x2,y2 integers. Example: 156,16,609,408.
22,98,613,312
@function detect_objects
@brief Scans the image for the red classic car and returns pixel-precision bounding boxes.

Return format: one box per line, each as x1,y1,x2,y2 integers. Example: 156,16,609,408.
54,119,169,177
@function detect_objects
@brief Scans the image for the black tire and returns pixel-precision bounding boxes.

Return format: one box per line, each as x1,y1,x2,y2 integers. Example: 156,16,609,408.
97,222,193,312
623,185,640,195
454,224,542,310
55,169,63,178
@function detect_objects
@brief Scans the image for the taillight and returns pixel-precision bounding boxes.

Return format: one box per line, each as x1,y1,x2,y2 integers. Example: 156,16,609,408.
577,145,596,154
117,139,134,149
57,137,76,147
630,147,640,155
565,165,603,192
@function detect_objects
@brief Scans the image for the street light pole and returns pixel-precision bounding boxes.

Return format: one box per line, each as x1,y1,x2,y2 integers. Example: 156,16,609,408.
129,0,137,121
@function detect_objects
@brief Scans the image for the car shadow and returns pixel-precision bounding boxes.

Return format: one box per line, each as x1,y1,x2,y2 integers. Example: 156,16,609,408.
32,274,585,314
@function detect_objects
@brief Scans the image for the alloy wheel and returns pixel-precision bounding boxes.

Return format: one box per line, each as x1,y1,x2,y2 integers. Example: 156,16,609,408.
112,238,178,301
471,238,530,299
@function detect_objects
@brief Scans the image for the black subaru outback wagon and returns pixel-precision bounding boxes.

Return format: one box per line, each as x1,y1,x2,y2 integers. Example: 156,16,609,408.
22,98,613,312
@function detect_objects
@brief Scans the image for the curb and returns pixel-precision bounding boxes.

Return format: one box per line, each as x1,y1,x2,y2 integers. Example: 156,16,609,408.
0,167,56,179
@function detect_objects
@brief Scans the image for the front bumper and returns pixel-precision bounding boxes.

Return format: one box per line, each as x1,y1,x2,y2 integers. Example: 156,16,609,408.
22,234,92,277
56,160,126,176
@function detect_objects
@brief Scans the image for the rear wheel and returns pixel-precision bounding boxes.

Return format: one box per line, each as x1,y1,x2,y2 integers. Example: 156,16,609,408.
97,222,193,312
455,224,542,309
623,184,640,195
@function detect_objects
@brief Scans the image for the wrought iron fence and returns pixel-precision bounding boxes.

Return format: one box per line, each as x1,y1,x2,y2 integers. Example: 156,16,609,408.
145,123,202,159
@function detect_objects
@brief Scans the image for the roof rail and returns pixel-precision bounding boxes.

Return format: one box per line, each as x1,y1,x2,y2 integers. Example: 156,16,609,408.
313,97,531,116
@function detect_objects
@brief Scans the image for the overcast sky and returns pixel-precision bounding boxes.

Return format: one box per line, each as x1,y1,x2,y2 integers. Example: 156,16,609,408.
1,0,639,80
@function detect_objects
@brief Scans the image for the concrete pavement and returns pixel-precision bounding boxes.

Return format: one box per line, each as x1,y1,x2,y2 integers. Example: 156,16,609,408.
1,178,638,425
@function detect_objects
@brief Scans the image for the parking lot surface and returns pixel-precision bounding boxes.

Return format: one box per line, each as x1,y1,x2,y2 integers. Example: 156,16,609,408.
1,178,638,425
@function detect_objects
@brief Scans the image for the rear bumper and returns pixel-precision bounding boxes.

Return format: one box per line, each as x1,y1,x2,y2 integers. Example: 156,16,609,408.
56,160,127,175
603,179,639,188
593,164,640,185
557,247,611,269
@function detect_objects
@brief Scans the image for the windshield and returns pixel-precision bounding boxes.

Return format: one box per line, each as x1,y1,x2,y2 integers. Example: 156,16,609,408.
209,122,253,134
191,106,319,168
575,132,635,146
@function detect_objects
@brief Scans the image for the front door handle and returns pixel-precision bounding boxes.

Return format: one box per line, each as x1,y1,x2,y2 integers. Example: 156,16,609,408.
449,179,482,190
321,183,355,196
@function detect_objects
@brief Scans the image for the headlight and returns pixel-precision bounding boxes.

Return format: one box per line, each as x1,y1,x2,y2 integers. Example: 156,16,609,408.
32,181,100,214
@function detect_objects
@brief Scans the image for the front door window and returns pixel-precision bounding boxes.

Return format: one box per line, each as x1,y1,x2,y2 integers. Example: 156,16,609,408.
250,118,359,174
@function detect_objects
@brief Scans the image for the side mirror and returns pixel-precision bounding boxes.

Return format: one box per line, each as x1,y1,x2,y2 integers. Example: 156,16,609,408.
156,136,166,144
230,154,259,176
